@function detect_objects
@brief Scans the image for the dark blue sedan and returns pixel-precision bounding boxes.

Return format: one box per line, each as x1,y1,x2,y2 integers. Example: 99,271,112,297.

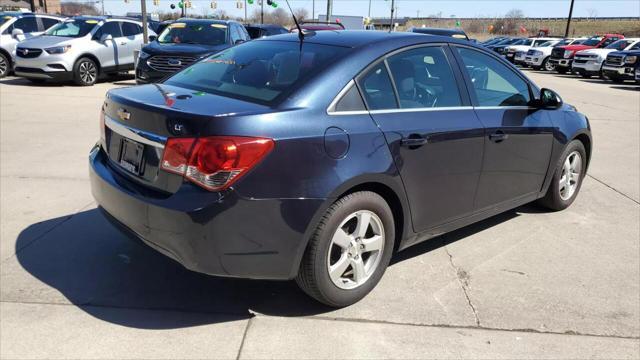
90,31,592,307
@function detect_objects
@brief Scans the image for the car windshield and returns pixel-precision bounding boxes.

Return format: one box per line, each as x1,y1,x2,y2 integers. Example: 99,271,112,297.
158,22,227,45
582,37,603,46
605,39,633,50
537,41,553,47
45,19,97,37
165,40,349,104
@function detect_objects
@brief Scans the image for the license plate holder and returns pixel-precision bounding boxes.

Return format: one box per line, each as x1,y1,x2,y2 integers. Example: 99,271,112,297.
119,138,145,175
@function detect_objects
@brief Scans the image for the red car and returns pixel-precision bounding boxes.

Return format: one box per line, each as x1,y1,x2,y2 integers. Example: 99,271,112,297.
549,34,624,73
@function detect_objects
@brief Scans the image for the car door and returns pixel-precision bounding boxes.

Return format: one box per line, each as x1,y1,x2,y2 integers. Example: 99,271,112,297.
359,45,485,232
120,21,143,68
452,46,554,211
92,21,123,70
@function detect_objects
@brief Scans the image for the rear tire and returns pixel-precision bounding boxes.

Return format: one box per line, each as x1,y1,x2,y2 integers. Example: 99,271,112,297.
538,140,587,211
73,57,98,86
296,191,395,307
0,52,9,79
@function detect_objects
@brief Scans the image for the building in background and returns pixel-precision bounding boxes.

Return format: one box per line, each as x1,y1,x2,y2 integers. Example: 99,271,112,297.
0,0,61,13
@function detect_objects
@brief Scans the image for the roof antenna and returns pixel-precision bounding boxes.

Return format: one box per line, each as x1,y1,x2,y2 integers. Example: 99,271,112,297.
284,0,304,46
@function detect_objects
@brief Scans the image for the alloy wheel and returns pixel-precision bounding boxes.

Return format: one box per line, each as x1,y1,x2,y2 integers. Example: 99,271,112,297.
79,61,97,84
327,210,385,290
0,55,8,77
559,151,582,201
544,59,555,72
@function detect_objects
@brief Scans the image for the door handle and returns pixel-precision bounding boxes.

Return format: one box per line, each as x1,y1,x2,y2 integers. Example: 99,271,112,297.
120,41,127,45
400,136,428,148
489,131,509,143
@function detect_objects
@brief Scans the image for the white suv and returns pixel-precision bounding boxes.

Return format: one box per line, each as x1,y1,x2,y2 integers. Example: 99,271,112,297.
572,38,640,78
0,12,64,78
14,16,155,86
505,37,557,65
524,38,587,71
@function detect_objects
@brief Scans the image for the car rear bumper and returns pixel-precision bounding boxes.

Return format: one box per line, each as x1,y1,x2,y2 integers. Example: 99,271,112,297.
602,65,636,79
89,145,325,280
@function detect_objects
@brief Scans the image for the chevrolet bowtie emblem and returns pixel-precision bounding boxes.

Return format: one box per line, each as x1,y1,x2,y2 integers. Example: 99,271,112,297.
117,108,130,121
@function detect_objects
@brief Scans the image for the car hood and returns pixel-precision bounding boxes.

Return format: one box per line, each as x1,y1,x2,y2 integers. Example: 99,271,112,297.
142,41,230,57
607,50,640,57
16,35,77,49
576,48,615,56
560,44,595,52
509,45,531,51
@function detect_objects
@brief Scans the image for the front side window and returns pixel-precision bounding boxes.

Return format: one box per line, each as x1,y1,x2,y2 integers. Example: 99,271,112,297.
158,22,227,45
357,63,397,110
456,47,531,107
9,17,38,33
230,24,242,43
387,46,462,109
165,40,348,104
45,19,96,38
93,21,122,39
630,42,640,51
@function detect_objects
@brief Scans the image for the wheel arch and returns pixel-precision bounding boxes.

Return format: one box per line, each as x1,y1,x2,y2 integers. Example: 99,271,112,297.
288,175,414,279
74,53,102,74
0,47,12,71
572,131,592,170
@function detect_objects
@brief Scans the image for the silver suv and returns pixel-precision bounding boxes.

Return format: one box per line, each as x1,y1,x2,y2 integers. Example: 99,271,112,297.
0,12,64,78
14,16,155,86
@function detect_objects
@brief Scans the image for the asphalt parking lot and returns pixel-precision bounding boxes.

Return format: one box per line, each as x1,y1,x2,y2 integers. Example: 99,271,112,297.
0,70,638,359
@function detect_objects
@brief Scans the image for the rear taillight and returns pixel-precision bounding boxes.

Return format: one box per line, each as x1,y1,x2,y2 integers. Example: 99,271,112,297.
161,136,274,191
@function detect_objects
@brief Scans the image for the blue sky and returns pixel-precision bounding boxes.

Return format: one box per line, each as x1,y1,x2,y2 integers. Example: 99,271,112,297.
100,0,640,19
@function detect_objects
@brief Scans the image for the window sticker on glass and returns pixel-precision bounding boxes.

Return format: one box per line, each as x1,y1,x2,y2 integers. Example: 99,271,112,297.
170,22,186,28
423,56,435,64
452,34,466,39
211,24,227,29
85,20,98,24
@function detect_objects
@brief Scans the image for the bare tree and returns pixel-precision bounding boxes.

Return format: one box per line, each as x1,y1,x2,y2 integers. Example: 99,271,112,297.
505,8,524,19
61,1,100,16
586,8,598,20
293,7,309,22
213,9,229,20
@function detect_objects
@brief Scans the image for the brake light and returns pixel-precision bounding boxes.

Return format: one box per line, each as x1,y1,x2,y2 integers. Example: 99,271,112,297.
161,136,274,191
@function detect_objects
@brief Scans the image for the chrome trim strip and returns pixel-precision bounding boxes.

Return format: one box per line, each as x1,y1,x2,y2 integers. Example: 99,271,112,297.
473,106,536,110
369,106,474,115
105,115,167,149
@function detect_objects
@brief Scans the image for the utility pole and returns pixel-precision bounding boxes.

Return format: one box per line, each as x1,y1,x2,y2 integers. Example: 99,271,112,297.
312,0,315,20
102,0,105,16
261,0,264,24
244,0,247,22
389,0,395,31
141,0,149,44
326,0,332,20
368,0,372,17
564,0,575,38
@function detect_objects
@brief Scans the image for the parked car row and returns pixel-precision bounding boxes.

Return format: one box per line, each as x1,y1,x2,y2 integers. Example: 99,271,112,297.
481,34,640,84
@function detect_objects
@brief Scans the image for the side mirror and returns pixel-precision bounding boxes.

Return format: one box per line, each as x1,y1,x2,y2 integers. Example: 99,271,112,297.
234,39,244,45
148,35,157,42
11,28,24,40
100,33,113,43
537,88,563,109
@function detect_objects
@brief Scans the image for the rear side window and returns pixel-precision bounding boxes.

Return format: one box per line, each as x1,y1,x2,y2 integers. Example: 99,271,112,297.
387,46,462,108
357,63,398,110
165,40,348,104
41,17,61,30
456,47,531,107
122,22,142,36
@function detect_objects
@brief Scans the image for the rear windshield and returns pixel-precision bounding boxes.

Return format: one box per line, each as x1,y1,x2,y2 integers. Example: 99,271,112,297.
165,40,349,104
158,22,227,45
45,19,96,37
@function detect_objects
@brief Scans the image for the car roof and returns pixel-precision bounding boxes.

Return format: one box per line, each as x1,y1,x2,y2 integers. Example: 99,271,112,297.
258,30,462,48
410,27,467,36
175,18,235,24
246,23,284,29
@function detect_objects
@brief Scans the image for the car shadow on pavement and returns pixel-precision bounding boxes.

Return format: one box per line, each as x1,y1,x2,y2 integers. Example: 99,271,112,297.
0,74,134,87
14,204,534,330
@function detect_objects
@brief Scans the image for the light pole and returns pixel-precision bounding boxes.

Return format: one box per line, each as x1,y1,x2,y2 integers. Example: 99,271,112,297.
564,0,575,37
312,0,315,20
389,0,395,31
368,0,371,17
261,0,264,24
326,0,332,21
140,0,148,44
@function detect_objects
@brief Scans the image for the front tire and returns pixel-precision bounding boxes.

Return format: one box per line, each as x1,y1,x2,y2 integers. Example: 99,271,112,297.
0,52,10,79
538,140,587,211
543,57,555,72
296,191,395,307
73,57,98,86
